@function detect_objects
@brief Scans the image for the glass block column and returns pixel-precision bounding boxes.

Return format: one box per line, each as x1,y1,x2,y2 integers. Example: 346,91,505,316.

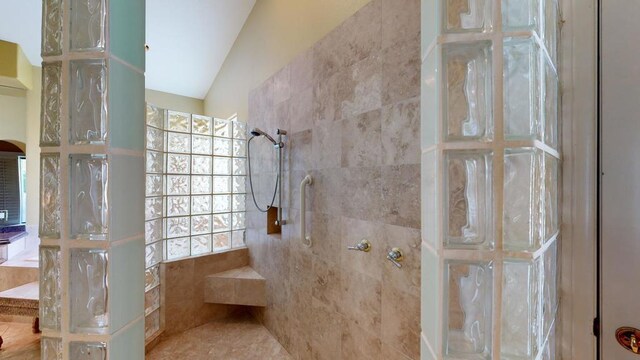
421,1,560,359
39,0,145,358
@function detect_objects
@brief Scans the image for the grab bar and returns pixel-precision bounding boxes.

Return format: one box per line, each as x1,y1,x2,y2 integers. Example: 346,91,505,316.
300,174,313,247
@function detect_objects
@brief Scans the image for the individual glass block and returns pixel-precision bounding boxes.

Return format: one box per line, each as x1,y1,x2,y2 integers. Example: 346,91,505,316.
146,309,160,339
543,58,559,148
145,265,160,292
444,150,494,249
167,111,191,133
544,154,559,241
42,0,63,56
192,234,212,255
167,196,190,217
41,62,62,146
42,337,63,360
232,194,246,212
192,155,213,175
70,249,108,334
70,154,108,240
213,176,231,194
192,176,212,194
213,214,231,232
167,175,190,195
192,135,213,155
146,104,164,129
213,232,231,251
504,37,541,140
191,215,211,235
40,246,61,331
193,115,213,135
145,197,163,220
214,118,232,138
69,60,107,144
542,0,558,64
213,157,231,175
146,175,162,197
213,195,231,213
146,241,163,268
145,286,160,315
502,0,540,30
443,41,493,141
501,259,541,359
443,0,491,33
214,137,232,156
231,230,246,248
233,158,247,175
542,241,558,339
40,154,61,238
232,121,247,139
69,342,107,360
167,237,190,260
146,151,163,174
167,154,190,174
167,216,190,238
146,126,164,152
145,219,163,244
444,260,493,358
192,195,212,214
503,148,544,251
69,0,106,51
233,140,247,157
232,213,246,230
232,176,246,193
168,132,191,153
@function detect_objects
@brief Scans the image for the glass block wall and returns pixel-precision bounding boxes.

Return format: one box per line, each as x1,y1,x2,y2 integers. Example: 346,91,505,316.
421,1,560,359
144,105,248,341
39,0,146,358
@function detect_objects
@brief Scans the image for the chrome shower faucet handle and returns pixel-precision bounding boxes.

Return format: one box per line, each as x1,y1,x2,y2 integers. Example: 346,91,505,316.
387,248,403,268
348,239,371,252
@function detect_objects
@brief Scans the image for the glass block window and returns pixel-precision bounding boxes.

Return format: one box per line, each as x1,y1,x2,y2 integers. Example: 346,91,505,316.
144,105,247,340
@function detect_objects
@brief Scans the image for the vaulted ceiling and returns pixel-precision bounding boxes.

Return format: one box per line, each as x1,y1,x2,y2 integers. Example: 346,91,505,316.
0,0,256,99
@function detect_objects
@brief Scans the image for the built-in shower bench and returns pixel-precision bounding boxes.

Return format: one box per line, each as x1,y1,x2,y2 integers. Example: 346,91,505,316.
204,266,266,307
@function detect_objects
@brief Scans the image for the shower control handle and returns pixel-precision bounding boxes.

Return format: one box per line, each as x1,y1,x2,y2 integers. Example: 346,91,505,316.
348,239,371,252
387,248,403,268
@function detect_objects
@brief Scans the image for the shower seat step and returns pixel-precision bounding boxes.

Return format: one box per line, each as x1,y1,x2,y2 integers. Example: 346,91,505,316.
204,266,266,307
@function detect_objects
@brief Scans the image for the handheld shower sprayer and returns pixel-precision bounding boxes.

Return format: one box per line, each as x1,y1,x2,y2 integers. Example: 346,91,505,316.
250,128,277,146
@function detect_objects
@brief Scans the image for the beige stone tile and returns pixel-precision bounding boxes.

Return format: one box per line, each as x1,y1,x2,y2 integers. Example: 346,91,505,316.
340,268,382,333
290,49,315,95
382,224,421,298
341,167,383,222
381,97,421,165
311,258,342,313
309,301,344,360
341,109,382,167
312,121,342,169
381,164,421,229
381,287,421,359
382,33,421,106
162,259,196,335
381,0,421,50
340,217,386,281
341,319,383,360
290,130,313,172
341,55,383,121
312,168,344,215
289,87,314,133
310,211,342,264
273,65,291,105
381,342,414,360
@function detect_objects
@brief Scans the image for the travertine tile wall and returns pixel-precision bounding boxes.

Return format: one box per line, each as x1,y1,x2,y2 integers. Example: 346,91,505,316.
245,0,421,359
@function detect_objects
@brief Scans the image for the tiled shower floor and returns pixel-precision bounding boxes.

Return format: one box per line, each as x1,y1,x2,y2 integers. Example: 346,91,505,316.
146,314,292,360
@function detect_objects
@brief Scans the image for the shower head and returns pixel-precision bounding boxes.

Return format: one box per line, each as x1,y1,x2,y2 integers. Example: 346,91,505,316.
250,128,277,145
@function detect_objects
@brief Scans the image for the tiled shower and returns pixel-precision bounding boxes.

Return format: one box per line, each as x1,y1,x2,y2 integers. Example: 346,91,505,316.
245,0,422,359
